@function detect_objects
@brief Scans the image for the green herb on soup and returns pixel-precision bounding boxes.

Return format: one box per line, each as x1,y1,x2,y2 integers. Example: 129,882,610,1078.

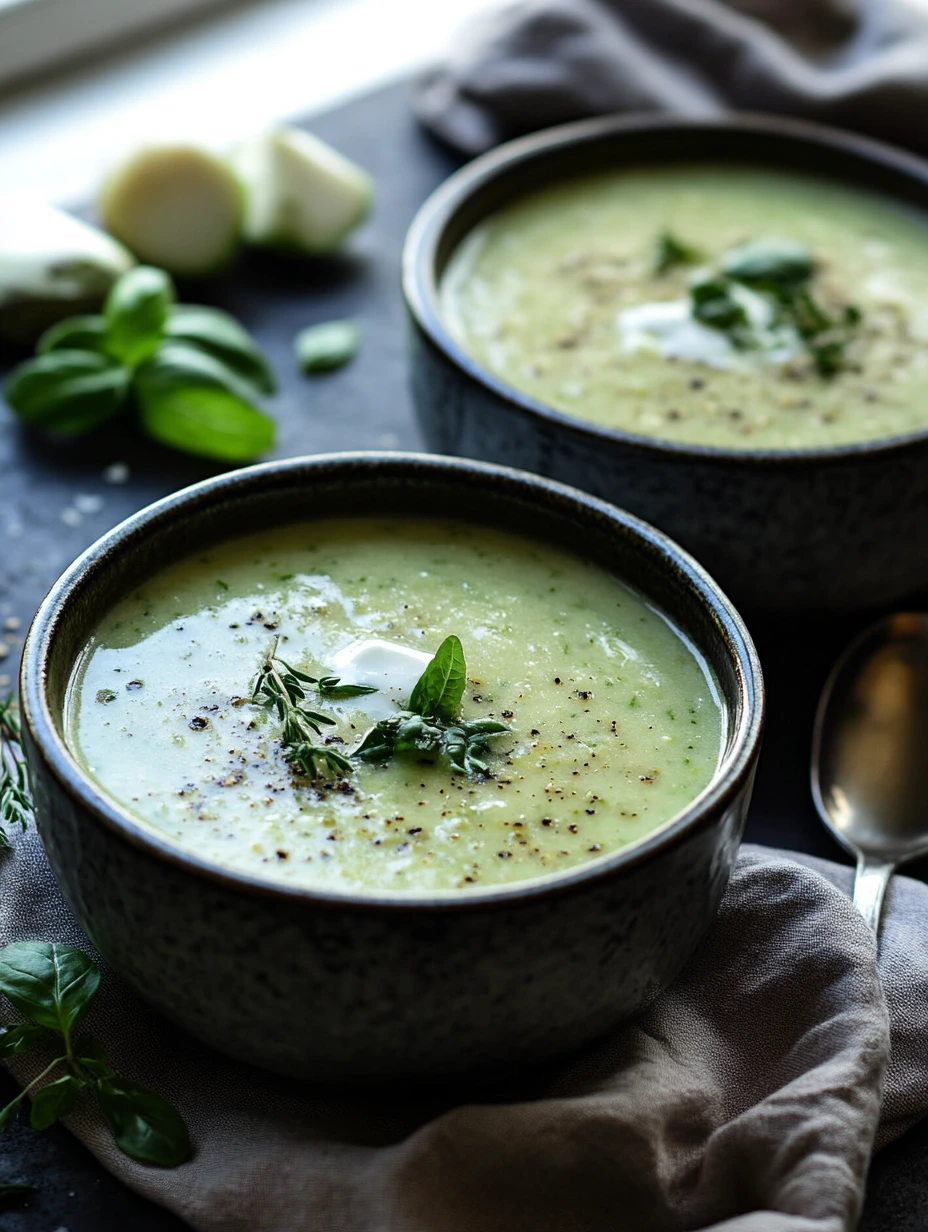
66,518,722,893
441,164,928,449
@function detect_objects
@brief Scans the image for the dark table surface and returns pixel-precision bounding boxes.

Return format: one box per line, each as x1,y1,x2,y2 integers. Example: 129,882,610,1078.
1,79,927,1231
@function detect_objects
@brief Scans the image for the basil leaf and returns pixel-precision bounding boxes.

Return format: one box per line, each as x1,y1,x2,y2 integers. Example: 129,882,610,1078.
165,306,276,396
37,315,107,354
0,1095,24,1130
294,319,359,374
135,343,276,461
0,941,100,1036
4,351,130,434
721,239,814,293
104,266,174,366
408,636,467,723
96,1075,191,1167
30,1074,80,1130
0,1023,50,1059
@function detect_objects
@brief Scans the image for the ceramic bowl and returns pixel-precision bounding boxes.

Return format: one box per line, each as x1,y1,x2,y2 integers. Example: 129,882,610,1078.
403,113,928,612
20,453,763,1083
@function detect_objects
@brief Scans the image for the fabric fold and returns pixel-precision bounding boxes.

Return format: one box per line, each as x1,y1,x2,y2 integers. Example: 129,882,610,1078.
415,0,928,156
3,822,928,1231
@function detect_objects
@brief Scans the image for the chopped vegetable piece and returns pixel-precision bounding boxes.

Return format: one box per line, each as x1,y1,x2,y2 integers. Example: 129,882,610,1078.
0,200,134,347
232,127,372,254
99,145,243,277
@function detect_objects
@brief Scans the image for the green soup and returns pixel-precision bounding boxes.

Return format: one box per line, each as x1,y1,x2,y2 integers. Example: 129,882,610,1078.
66,518,722,893
441,163,928,450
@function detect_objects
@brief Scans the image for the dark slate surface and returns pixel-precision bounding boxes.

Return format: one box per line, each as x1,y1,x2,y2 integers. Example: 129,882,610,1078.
1,79,926,1231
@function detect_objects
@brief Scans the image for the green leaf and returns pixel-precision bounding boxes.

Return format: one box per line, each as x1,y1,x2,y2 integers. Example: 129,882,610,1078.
96,1074,191,1167
74,1034,115,1080
408,635,467,723
166,305,275,395
135,343,276,461
721,239,814,293
0,941,100,1036
30,1074,79,1130
294,319,360,374
104,266,175,366
0,1093,24,1131
654,230,702,275
37,315,107,354
690,274,754,342
317,678,377,698
4,351,130,434
0,1023,50,1059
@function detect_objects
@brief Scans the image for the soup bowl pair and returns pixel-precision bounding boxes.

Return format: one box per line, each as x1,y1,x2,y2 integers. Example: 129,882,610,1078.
403,113,928,612
20,453,763,1082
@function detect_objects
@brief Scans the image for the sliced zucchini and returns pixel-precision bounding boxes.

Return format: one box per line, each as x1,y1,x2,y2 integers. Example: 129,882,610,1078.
231,127,372,254
99,145,243,277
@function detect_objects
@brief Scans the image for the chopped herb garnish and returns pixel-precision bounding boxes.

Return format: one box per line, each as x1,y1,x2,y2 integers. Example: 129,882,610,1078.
251,638,375,780
355,636,508,777
654,230,702,275
681,235,861,376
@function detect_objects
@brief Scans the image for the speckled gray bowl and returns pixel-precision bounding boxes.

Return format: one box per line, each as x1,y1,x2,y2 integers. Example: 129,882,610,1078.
20,453,762,1083
403,113,928,612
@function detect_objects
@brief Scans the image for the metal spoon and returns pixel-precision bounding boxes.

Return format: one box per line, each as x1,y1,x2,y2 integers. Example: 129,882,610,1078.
811,612,928,937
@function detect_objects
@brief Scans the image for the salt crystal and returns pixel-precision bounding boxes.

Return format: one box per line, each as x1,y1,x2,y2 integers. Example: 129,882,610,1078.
102,462,130,484
74,493,104,515
61,508,82,527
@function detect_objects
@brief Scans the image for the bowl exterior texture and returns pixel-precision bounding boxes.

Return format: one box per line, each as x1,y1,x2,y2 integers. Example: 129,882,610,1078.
22,454,761,1082
411,329,928,612
405,114,928,612
26,735,751,1081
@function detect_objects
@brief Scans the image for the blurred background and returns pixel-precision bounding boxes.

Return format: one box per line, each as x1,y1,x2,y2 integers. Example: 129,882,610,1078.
0,0,494,201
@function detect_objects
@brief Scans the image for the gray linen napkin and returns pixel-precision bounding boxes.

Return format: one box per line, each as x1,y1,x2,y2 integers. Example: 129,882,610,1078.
415,0,928,155
2,821,928,1232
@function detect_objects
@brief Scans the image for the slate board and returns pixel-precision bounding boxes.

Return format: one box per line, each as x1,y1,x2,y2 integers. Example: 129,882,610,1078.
1,79,926,1231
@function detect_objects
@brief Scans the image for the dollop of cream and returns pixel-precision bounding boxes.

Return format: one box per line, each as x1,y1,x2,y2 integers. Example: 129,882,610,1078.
331,637,432,720
616,283,800,370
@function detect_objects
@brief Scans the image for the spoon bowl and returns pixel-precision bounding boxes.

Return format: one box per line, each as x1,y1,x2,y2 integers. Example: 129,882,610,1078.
812,613,928,933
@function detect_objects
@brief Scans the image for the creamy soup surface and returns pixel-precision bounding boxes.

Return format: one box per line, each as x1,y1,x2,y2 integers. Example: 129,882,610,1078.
67,518,723,893
441,164,928,450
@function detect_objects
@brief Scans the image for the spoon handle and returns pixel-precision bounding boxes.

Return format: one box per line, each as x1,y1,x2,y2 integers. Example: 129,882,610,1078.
853,856,895,937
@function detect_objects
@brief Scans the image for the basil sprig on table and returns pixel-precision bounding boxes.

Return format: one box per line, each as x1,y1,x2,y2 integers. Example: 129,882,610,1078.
0,695,30,849
355,635,509,776
0,941,191,1167
677,236,862,376
4,266,277,461
251,639,376,779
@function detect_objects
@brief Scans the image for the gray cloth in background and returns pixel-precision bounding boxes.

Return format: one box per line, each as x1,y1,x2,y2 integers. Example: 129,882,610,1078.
416,0,928,155
2,820,928,1231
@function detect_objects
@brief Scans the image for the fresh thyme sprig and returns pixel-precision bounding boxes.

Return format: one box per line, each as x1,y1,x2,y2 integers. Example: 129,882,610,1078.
0,695,31,850
251,638,376,780
354,635,509,777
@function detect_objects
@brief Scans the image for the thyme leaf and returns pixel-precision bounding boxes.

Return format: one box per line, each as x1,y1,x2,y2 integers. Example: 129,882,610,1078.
251,639,373,780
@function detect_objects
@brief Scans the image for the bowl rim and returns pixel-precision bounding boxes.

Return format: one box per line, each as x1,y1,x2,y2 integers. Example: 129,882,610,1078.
21,451,764,912
402,109,928,466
